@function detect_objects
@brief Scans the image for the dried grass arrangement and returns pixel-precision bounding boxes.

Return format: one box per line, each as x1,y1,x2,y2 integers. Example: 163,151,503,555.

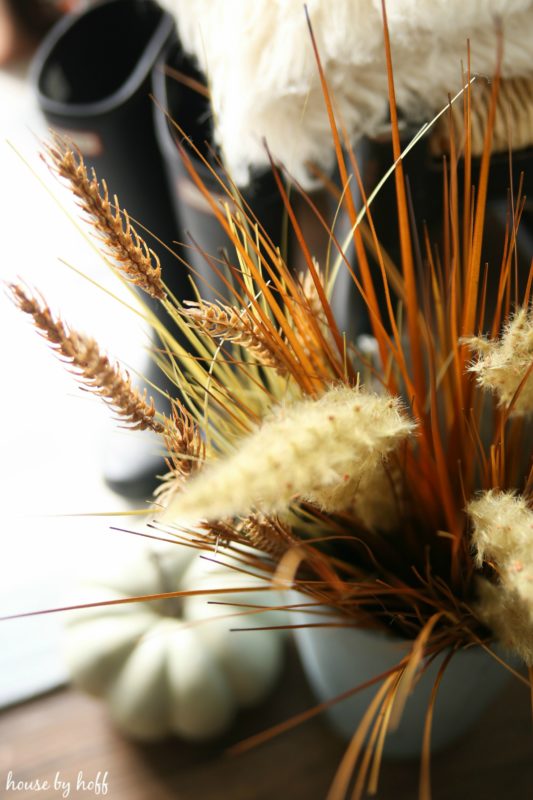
6,9,533,800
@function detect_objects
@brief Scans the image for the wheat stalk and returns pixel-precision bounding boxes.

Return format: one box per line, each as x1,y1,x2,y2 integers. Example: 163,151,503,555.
193,515,295,563
44,135,166,300
155,402,205,505
299,263,328,325
9,283,164,433
164,402,205,478
241,514,297,560
183,299,288,375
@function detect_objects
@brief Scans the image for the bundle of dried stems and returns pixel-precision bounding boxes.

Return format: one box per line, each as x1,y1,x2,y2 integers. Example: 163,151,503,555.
6,7,533,800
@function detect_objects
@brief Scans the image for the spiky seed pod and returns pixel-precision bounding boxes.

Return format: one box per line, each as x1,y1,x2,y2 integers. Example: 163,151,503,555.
183,300,288,376
163,385,415,524
469,491,533,665
9,284,164,433
465,307,533,414
44,135,166,300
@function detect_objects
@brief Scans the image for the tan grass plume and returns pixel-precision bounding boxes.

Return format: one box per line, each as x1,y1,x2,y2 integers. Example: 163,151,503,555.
163,385,416,523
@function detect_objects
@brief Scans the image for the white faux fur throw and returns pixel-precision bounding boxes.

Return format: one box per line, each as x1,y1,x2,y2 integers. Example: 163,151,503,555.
162,1,533,187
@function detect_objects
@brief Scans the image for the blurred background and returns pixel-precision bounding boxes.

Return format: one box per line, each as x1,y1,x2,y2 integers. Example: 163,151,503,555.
0,0,149,708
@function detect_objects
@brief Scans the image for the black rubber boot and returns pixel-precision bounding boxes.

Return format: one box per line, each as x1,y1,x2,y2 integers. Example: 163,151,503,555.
32,0,189,500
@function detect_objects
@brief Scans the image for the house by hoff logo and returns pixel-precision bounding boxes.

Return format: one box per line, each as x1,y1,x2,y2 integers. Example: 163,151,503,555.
5,770,109,797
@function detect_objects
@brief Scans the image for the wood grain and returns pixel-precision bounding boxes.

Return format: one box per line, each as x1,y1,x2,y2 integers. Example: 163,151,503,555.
0,645,532,800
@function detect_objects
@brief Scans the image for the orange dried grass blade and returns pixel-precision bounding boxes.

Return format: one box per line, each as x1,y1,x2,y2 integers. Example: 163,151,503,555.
477,263,490,332
465,408,490,485
389,613,443,730
303,8,390,369
341,149,440,496
354,675,400,799
285,284,346,382
523,257,533,307
342,144,415,399
271,546,307,589
380,0,426,408
462,45,473,274
229,663,405,757
473,639,531,687
447,107,461,283
449,245,467,452
425,230,447,359
164,64,209,98
491,189,526,337
350,703,388,800
442,157,451,281
419,650,455,800
461,34,502,335
427,342,463,572
0,584,276,622
327,673,399,800
157,93,282,265
264,154,352,370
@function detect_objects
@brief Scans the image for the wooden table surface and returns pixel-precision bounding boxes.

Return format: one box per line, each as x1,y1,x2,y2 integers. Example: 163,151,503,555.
0,644,532,800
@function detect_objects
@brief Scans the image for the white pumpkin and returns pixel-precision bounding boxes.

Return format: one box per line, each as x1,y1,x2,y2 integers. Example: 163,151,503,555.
63,545,284,741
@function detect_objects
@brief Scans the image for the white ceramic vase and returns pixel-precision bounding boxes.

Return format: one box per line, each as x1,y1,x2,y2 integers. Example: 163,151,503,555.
291,598,513,757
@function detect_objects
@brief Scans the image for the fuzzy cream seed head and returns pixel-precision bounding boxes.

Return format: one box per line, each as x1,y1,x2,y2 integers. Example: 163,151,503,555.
313,458,404,532
476,576,533,665
162,385,416,525
465,307,533,414
468,490,533,567
470,490,533,665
